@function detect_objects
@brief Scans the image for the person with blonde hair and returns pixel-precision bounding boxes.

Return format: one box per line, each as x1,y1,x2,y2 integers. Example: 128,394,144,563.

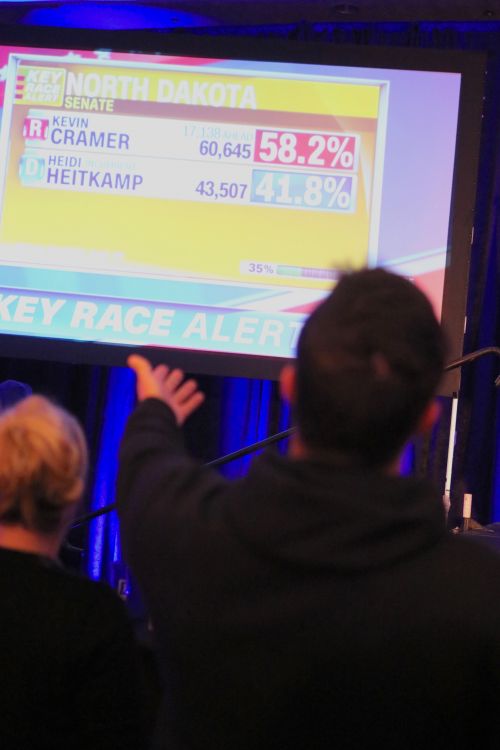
0,395,146,750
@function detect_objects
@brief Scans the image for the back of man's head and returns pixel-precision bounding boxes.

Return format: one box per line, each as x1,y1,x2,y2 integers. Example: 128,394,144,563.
295,268,446,468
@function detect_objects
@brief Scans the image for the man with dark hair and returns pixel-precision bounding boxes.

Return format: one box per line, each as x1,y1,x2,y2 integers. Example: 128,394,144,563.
117,268,500,750
292,268,445,466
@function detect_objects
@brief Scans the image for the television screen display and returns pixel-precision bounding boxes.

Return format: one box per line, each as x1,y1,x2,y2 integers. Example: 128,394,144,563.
0,29,484,385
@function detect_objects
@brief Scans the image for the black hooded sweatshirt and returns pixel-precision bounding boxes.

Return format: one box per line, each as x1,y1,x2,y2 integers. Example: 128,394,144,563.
117,398,500,750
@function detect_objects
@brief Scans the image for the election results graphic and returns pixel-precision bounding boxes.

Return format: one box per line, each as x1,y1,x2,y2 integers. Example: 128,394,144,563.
0,46,460,360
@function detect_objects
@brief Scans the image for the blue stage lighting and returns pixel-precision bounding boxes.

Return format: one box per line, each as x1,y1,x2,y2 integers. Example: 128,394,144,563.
18,2,216,30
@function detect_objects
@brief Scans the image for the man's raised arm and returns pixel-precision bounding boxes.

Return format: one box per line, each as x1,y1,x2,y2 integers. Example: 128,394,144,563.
116,355,226,583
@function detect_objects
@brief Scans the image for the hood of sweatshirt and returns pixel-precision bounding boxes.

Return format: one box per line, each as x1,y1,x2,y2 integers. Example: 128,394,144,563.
226,450,446,573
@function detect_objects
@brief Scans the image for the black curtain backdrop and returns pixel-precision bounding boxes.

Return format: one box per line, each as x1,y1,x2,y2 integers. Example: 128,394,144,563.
0,19,498,563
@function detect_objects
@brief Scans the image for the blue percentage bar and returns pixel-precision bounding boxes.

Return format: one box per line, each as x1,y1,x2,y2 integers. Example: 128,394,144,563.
250,170,355,212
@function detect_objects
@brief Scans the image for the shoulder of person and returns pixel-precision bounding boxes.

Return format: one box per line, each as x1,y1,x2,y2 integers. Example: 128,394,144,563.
50,564,130,620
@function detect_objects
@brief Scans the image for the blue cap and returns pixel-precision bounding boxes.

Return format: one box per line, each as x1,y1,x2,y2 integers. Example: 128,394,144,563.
0,380,33,411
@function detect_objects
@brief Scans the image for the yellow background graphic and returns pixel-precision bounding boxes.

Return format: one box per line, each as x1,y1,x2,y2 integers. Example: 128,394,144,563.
1,61,384,289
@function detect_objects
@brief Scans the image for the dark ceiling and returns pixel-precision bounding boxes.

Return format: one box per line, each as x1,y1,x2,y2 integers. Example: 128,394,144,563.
130,0,500,25
0,0,500,30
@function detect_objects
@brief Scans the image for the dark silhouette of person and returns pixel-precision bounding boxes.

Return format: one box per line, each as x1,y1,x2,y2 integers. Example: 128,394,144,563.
117,268,500,750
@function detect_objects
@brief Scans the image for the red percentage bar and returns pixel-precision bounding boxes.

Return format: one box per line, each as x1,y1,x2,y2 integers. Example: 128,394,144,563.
254,129,358,171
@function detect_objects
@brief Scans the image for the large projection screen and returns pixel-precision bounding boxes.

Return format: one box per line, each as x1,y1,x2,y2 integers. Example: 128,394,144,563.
0,28,485,388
